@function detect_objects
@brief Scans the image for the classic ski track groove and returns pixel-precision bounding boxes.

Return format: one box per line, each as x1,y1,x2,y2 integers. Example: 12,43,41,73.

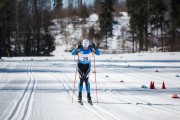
47,61,71,97
49,61,122,120
6,62,37,120
59,69,121,120
47,61,180,119
47,61,107,120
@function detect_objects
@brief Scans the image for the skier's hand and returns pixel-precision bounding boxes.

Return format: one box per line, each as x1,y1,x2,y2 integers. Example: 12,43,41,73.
76,49,80,54
77,44,82,49
90,43,95,48
92,43,95,48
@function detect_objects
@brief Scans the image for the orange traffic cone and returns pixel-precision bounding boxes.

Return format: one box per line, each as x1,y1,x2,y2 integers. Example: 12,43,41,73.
172,93,179,99
150,81,155,89
162,81,166,89
152,81,155,89
150,81,152,88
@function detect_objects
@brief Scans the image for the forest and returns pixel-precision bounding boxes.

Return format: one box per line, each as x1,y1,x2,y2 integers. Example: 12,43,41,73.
0,0,180,57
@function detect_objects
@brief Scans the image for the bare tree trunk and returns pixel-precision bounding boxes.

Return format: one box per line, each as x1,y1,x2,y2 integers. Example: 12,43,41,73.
36,0,40,54
32,0,40,55
161,22,163,52
132,0,135,53
79,0,82,7
16,0,21,55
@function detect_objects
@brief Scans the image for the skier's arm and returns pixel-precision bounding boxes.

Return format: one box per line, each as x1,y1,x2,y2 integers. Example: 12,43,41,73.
93,48,100,55
71,44,82,55
71,48,78,55
90,43,100,55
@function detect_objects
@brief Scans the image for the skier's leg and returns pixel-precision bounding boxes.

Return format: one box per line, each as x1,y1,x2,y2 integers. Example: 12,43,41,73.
85,78,90,94
84,63,90,94
84,63,92,102
77,63,84,101
78,78,84,101
78,92,82,101
79,78,84,92
85,78,92,102
87,93,92,102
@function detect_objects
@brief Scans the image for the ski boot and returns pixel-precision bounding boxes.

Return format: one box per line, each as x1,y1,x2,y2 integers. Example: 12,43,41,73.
87,93,93,105
78,92,83,105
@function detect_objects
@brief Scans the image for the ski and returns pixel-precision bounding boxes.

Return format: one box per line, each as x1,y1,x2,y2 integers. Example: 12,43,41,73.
78,101,83,105
88,101,93,105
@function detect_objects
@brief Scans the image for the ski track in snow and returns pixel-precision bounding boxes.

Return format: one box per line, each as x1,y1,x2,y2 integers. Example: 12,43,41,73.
0,54,180,120
47,61,71,97
47,61,120,120
5,62,37,120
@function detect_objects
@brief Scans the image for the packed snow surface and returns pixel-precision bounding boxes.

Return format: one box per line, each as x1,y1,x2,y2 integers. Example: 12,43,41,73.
0,52,180,120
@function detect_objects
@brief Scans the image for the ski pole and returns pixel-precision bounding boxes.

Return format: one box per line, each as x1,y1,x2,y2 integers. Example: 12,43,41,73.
72,53,79,103
94,54,98,103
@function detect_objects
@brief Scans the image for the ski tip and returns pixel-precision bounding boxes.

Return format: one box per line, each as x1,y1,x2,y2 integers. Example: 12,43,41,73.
78,101,83,105
88,102,93,105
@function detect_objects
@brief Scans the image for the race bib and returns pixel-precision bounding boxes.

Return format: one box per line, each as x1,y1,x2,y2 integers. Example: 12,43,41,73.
79,53,92,62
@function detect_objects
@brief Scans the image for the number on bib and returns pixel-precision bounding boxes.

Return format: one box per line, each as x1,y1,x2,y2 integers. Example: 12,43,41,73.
83,57,88,61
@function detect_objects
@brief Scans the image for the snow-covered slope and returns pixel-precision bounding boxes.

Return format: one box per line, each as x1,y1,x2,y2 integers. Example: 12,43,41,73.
51,12,130,53
0,52,180,120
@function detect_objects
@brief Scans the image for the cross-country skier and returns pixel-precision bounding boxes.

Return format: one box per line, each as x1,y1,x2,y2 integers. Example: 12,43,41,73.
72,39,100,104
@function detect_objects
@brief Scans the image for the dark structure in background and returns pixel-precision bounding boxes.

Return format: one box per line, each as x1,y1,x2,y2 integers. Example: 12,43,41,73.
0,0,55,57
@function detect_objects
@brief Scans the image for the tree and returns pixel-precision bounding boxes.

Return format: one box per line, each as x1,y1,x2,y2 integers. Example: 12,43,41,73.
171,0,180,51
53,0,63,18
42,32,56,56
99,0,114,48
127,0,167,52
149,0,167,51
126,0,137,52
88,27,95,42
78,4,89,23
0,0,55,56
126,0,147,52
0,0,15,57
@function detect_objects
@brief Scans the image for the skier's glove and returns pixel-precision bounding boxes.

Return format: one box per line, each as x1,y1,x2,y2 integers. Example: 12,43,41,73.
90,43,95,48
77,44,82,49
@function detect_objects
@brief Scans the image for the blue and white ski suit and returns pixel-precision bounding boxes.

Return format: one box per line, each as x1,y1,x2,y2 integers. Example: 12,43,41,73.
72,45,100,93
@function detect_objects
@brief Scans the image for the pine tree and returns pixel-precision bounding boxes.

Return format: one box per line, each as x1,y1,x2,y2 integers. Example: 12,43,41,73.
0,0,15,57
171,0,180,50
127,0,167,52
1,0,55,56
126,0,147,52
42,32,56,56
99,0,114,48
126,0,139,52
149,0,167,51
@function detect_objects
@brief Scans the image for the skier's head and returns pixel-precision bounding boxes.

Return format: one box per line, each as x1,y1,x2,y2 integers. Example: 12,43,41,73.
82,39,89,50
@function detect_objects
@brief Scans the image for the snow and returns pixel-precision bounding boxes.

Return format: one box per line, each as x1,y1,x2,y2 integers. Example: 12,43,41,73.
52,12,131,52
88,13,98,22
1,51,180,120
0,10,180,120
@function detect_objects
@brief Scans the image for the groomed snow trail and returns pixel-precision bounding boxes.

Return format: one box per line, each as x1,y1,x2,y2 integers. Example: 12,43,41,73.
0,53,180,120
